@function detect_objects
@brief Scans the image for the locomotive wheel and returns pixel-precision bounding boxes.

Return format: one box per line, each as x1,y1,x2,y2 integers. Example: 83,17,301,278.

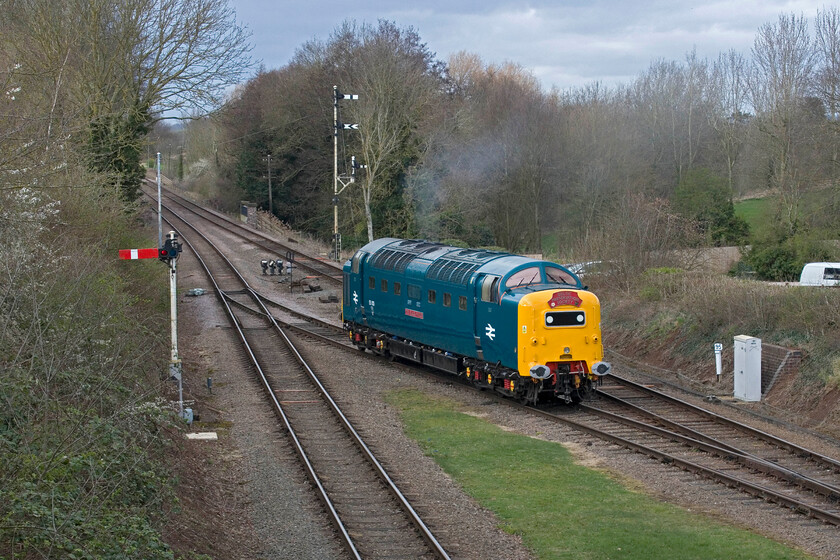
521,382,539,406
576,381,596,401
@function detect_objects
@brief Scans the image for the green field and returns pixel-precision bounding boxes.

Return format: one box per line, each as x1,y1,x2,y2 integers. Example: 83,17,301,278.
387,389,814,560
734,197,774,235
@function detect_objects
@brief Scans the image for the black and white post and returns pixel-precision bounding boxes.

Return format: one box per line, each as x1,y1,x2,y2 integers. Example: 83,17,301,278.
333,85,359,262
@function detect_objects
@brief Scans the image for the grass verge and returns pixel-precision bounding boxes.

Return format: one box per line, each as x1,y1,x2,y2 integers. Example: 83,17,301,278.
386,389,814,560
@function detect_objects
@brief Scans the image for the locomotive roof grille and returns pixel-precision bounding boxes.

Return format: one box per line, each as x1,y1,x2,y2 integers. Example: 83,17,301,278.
370,248,415,273
368,240,508,279
426,258,481,285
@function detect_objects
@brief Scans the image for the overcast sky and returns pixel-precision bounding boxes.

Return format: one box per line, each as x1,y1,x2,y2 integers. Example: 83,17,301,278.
232,0,829,90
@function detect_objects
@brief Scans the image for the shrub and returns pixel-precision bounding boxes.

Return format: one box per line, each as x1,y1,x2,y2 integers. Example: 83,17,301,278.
639,267,686,302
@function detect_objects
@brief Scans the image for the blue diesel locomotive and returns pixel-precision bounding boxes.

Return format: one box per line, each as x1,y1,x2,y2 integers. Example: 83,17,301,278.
342,238,611,404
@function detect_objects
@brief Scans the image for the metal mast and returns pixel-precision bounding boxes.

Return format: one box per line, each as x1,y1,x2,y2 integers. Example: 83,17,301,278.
332,85,359,262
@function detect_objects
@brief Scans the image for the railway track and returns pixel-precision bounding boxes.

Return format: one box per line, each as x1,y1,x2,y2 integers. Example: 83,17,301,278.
159,203,451,559
146,188,840,534
144,180,344,285
517,376,840,526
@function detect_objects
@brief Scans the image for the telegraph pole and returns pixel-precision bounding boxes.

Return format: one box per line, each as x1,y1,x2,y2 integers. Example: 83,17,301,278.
333,85,359,262
266,153,273,216
156,152,162,248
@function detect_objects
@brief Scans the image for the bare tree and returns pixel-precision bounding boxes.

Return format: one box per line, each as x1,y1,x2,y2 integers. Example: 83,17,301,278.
338,20,442,242
749,13,815,234
4,0,252,200
710,49,750,193
815,7,840,184
630,53,716,194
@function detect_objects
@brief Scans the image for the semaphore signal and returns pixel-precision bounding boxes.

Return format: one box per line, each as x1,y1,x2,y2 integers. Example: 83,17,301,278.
118,230,189,422
118,247,159,260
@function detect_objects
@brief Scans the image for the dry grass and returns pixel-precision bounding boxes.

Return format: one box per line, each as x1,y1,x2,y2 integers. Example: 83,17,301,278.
596,270,840,389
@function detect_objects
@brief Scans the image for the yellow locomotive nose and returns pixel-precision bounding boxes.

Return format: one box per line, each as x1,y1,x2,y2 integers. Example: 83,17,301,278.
518,289,607,382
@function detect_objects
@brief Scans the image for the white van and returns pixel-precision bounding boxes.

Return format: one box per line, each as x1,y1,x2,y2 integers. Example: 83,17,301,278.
799,262,840,286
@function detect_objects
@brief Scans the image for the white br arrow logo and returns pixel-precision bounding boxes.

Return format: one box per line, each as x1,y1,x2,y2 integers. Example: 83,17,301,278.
485,323,496,341
353,290,359,305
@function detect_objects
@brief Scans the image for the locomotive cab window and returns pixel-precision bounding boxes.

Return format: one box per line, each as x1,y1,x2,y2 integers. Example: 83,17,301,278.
480,276,501,303
369,276,376,289
545,266,577,286
394,282,401,295
381,279,388,292
505,267,541,289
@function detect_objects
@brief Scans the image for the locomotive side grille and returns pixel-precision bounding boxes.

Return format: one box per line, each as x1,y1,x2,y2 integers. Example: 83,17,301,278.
370,249,396,269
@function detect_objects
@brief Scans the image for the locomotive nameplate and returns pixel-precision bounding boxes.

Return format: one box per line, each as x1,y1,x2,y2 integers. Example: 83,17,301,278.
405,308,424,319
548,290,582,308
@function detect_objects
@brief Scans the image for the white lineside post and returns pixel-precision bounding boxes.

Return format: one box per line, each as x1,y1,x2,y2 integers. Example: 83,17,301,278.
714,342,723,381
117,234,185,418
156,152,162,248
166,232,183,416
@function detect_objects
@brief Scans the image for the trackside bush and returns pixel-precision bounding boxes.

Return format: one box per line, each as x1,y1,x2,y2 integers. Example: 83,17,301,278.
0,180,177,559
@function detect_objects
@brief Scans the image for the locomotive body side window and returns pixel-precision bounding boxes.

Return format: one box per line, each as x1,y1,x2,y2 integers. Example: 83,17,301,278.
369,276,375,289
443,293,451,307
407,284,421,300
428,289,436,304
381,279,388,292
459,295,467,310
480,276,501,303
394,282,401,295
344,276,351,307
351,252,364,274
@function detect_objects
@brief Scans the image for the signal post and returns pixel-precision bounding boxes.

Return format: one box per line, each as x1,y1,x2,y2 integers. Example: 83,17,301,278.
119,231,185,419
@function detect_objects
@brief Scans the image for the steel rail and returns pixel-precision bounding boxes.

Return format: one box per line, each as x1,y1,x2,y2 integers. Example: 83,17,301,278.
601,373,840,472
157,213,362,559
159,203,451,559
145,184,344,284
522,403,840,526
217,261,840,525
578,401,840,501
146,184,840,530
